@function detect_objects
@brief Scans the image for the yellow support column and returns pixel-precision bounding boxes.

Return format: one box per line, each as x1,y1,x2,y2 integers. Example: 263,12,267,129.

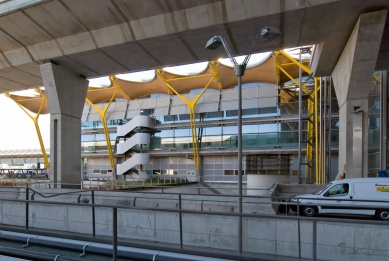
4,91,50,169
85,76,129,179
277,50,317,183
157,69,214,169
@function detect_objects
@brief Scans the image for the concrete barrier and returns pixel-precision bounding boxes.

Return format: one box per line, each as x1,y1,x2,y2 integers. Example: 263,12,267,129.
1,188,389,260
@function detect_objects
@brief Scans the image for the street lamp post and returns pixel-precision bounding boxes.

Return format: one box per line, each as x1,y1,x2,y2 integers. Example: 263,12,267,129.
205,26,280,254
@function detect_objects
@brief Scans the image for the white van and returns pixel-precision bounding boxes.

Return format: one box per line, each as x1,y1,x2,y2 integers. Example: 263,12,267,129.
289,178,389,220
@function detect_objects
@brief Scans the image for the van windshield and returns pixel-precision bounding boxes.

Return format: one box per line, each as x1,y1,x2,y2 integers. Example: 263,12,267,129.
312,183,332,195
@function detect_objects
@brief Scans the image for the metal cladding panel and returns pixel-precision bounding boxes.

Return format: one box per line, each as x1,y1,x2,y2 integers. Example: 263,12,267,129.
81,113,89,122
95,104,104,110
128,101,141,110
115,101,128,111
187,93,201,102
171,96,186,106
82,104,90,112
141,98,157,109
220,101,237,111
106,111,125,120
170,105,187,115
242,87,258,99
104,102,115,112
88,113,100,121
221,89,238,101
257,97,276,107
242,99,258,109
156,96,170,107
154,107,169,116
126,110,139,119
81,104,90,122
197,103,218,113
203,92,220,103
259,85,276,97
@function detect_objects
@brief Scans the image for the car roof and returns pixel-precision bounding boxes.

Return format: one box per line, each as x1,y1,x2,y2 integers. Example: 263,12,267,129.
332,178,389,183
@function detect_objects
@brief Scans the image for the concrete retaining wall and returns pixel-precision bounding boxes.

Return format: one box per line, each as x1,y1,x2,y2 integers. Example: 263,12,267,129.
0,199,389,260
1,187,388,260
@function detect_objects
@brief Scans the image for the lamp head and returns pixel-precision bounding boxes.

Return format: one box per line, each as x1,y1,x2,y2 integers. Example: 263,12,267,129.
205,36,222,50
260,26,281,39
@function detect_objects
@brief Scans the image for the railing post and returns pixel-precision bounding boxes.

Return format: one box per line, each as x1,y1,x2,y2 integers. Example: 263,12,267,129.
25,185,29,232
112,207,117,261
92,190,95,238
179,194,183,248
313,220,317,261
298,218,301,260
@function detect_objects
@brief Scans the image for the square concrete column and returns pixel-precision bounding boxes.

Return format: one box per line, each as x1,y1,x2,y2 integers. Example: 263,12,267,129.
332,10,387,178
40,63,89,188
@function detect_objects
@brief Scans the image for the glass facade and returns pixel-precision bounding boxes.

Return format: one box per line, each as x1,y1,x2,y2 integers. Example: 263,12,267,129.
79,74,385,181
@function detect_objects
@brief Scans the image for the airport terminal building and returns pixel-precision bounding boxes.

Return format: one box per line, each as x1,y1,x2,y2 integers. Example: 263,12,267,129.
1,51,385,186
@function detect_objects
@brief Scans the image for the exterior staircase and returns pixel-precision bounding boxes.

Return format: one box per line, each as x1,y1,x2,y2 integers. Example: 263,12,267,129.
116,115,155,176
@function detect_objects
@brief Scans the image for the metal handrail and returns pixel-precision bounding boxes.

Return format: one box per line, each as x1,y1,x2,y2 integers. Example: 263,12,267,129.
0,195,387,261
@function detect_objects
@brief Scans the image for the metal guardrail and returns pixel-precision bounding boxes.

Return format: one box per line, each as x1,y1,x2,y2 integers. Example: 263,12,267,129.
0,186,388,260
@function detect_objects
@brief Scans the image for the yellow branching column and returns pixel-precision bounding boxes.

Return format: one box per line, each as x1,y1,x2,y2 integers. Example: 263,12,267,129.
156,69,214,169
277,50,317,183
306,86,315,183
85,76,130,179
4,90,50,169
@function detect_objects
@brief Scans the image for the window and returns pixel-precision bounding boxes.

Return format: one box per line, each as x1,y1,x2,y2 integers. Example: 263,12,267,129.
205,111,223,119
141,109,154,116
164,115,178,122
259,106,277,114
224,170,234,175
224,170,245,175
226,110,238,117
326,184,349,196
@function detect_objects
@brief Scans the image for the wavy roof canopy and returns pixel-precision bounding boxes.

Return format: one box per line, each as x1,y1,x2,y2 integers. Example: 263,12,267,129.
6,52,308,114
6,91,49,114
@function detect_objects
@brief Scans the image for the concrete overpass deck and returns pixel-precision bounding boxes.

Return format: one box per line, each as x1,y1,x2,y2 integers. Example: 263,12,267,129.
0,0,388,93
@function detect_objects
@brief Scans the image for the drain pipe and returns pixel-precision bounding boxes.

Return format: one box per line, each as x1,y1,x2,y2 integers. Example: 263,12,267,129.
0,246,81,261
153,250,160,261
0,231,233,261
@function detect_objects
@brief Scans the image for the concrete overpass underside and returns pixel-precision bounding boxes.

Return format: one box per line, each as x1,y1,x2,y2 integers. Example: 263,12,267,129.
0,0,389,185
0,0,388,93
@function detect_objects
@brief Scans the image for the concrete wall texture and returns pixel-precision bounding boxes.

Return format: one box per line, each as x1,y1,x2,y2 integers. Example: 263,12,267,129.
0,189,388,260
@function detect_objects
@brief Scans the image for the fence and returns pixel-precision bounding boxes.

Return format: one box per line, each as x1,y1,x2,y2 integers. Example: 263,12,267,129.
0,186,388,260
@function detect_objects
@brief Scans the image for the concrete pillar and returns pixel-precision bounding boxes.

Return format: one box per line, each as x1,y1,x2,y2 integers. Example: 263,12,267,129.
332,10,387,178
40,63,89,187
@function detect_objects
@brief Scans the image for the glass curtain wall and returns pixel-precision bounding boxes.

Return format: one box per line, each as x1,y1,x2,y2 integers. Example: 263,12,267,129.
367,72,382,176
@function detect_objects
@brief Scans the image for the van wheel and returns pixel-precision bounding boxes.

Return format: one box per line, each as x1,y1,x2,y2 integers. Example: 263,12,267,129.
302,206,317,217
376,210,389,221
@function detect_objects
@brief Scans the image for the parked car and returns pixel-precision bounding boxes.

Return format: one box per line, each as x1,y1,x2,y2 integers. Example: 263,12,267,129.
289,178,389,220
33,171,48,179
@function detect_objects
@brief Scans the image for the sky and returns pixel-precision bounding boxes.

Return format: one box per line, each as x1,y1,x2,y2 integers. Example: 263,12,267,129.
0,49,311,151
0,95,50,150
